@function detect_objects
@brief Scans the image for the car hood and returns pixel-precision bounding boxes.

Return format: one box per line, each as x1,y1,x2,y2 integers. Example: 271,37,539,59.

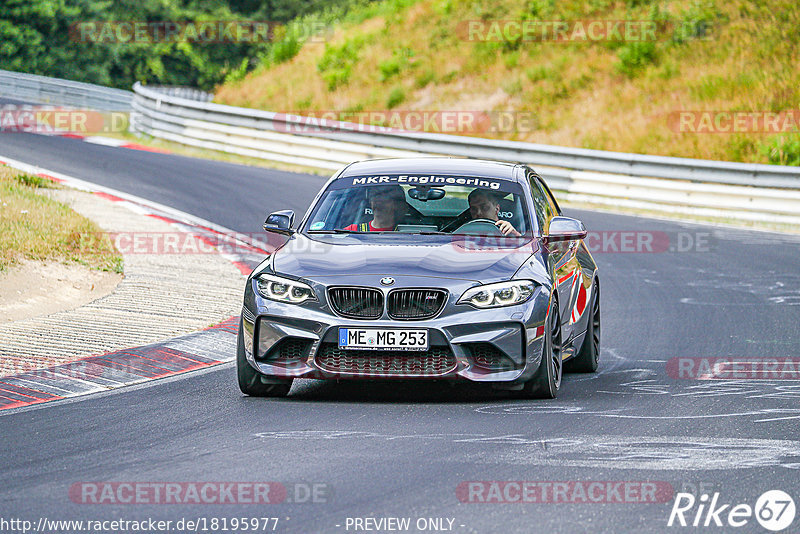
272,233,537,283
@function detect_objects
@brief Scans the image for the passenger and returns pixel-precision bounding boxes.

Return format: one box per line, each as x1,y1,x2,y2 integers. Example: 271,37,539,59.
345,185,406,231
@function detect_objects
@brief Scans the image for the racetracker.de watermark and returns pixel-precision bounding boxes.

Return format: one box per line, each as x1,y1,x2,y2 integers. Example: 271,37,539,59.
456,481,674,503
68,482,332,504
0,106,128,134
0,517,282,534
70,20,332,43
667,357,800,380
272,111,536,134
70,482,283,505
452,231,714,254
584,230,713,253
456,20,699,42
76,231,287,255
668,110,800,133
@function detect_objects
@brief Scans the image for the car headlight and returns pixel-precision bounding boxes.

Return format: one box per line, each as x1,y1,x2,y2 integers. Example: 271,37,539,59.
256,274,316,304
457,280,537,309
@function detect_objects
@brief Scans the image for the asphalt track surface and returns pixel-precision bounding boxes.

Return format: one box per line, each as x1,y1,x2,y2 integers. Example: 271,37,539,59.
2,131,800,533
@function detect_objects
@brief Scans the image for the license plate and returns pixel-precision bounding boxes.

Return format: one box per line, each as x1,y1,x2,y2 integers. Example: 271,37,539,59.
338,328,428,351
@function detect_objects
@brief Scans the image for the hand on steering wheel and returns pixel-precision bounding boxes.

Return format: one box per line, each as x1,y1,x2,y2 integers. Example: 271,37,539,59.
495,220,521,236
464,219,521,236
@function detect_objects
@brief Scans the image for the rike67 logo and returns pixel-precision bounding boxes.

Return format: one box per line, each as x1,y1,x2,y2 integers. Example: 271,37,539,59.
668,490,796,531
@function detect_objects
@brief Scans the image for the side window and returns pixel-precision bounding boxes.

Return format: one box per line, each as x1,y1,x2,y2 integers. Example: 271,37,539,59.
527,170,550,233
539,178,562,217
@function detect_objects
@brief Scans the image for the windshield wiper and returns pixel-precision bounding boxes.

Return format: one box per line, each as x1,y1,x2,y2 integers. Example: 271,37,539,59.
448,232,533,238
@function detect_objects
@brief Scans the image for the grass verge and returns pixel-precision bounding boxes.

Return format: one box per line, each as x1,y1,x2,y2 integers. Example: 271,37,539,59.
0,165,123,274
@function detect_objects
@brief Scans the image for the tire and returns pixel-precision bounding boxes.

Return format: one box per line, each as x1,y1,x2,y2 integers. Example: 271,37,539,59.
565,281,600,373
237,320,292,397
517,301,562,399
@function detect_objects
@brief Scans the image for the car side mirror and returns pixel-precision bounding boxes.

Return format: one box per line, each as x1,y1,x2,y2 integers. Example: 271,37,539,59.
545,216,587,243
263,209,295,236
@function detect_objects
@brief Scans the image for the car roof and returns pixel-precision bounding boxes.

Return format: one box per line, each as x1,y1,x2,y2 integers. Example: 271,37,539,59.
338,157,523,183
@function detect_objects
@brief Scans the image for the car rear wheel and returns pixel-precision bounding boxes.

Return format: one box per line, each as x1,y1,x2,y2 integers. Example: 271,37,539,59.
565,281,600,373
237,320,293,397
517,301,562,399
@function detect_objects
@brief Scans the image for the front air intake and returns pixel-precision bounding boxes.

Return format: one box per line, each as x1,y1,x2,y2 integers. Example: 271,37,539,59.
316,344,457,376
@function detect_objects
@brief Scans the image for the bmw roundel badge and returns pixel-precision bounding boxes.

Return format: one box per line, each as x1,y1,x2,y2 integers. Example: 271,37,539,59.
380,277,395,286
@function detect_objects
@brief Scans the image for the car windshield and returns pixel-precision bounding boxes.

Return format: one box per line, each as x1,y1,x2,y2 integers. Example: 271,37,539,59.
303,175,531,236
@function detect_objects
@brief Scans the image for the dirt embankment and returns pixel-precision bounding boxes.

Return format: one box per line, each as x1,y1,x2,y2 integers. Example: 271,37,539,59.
0,259,122,323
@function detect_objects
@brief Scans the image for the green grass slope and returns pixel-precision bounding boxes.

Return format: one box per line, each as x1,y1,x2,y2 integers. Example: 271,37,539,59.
215,0,800,165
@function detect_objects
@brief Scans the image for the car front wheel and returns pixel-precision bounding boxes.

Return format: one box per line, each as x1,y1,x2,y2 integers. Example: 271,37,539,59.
517,301,562,399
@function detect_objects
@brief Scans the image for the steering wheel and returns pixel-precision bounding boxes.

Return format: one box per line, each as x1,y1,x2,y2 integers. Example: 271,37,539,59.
452,219,504,235
440,211,470,233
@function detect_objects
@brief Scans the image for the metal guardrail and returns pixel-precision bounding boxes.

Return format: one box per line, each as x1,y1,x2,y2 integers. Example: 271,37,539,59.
143,86,213,102
6,70,793,223
132,83,800,224
133,83,800,187
0,69,132,111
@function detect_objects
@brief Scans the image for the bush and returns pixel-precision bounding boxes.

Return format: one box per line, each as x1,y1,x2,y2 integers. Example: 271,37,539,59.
625,0,656,7
271,33,302,64
378,47,414,81
378,57,402,81
525,65,553,83
761,135,800,166
441,70,459,83
386,86,405,108
527,0,556,18
224,58,250,84
414,69,435,88
317,36,364,90
615,41,658,77
14,173,52,188
672,1,720,44
321,67,353,91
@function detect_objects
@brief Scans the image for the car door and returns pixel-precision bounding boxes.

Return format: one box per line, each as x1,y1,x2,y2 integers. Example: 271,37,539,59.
528,170,579,341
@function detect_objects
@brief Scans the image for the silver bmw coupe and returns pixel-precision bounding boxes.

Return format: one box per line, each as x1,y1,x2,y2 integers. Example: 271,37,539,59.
237,158,599,398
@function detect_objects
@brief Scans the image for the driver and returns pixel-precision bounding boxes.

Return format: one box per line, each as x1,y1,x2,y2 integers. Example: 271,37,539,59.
344,185,406,232
467,189,520,236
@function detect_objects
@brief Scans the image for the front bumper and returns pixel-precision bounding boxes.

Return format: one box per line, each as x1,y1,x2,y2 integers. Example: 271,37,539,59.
241,278,550,385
